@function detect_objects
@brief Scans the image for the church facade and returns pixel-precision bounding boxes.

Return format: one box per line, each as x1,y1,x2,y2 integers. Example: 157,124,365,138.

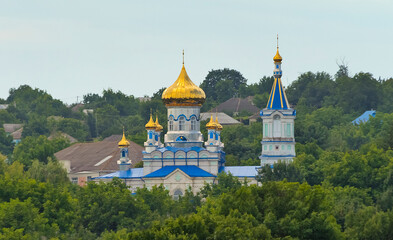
96,44,295,196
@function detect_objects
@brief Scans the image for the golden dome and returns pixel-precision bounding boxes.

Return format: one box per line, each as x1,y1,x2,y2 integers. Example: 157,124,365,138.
162,64,206,106
206,115,216,130
155,115,163,132
118,130,130,148
273,48,282,62
145,114,156,130
215,116,223,131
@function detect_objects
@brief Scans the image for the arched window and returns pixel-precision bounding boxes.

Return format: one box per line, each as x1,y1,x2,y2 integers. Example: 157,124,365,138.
173,189,183,200
179,116,185,131
273,115,281,138
169,116,174,131
190,116,196,131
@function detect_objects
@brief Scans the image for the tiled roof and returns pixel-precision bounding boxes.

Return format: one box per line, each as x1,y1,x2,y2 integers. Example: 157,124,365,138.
55,135,143,174
210,97,259,115
3,124,23,133
200,112,241,125
144,165,215,178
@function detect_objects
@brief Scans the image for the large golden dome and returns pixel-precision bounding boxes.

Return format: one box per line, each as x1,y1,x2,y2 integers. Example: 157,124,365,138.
162,64,206,106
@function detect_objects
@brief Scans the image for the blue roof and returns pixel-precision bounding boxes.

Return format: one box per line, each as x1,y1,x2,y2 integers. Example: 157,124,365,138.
221,166,260,178
94,168,144,179
144,146,207,154
144,165,215,178
266,78,289,110
352,110,376,124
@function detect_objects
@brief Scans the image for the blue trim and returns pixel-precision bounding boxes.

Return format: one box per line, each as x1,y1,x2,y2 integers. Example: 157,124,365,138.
169,114,200,121
260,154,295,158
260,109,296,117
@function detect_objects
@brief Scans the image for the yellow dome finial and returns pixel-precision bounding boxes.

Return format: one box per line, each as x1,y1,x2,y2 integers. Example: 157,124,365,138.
215,115,223,131
145,110,157,130
118,127,130,148
273,34,282,62
206,114,216,130
155,114,163,132
182,49,184,65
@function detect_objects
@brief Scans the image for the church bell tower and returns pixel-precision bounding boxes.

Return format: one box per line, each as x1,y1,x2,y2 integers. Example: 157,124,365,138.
260,37,296,166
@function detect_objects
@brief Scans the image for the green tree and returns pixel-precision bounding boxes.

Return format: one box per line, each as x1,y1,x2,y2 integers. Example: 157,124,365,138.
12,135,69,168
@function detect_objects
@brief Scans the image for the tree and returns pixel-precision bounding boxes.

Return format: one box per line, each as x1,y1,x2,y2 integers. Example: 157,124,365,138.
200,69,247,101
12,135,69,168
0,128,14,156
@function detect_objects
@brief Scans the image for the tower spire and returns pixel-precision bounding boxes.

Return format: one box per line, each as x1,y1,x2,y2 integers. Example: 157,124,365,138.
277,34,279,49
182,49,184,65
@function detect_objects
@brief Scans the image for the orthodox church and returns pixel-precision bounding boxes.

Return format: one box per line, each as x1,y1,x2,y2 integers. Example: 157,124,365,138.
96,44,294,196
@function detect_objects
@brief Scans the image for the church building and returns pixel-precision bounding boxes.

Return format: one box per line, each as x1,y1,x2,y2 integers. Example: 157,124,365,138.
95,54,258,197
96,43,295,196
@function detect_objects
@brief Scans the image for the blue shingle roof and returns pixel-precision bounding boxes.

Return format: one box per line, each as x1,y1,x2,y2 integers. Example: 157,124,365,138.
266,78,289,110
94,168,144,179
352,110,376,124
221,166,260,178
144,165,215,178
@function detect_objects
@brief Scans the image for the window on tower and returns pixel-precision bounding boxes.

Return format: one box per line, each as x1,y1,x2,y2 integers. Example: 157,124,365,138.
169,116,174,131
190,116,196,131
179,116,185,131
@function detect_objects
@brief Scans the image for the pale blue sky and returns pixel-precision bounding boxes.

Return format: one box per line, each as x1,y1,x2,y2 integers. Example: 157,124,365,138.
0,0,392,103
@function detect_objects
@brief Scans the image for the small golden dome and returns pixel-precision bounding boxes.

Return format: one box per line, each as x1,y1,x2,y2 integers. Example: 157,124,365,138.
206,115,216,130
273,48,282,62
215,116,223,131
118,130,130,148
155,115,163,132
162,65,206,106
145,114,156,130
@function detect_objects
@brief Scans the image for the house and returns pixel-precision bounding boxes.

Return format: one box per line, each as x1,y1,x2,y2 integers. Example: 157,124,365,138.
200,112,241,126
55,135,143,186
210,96,260,116
3,124,23,144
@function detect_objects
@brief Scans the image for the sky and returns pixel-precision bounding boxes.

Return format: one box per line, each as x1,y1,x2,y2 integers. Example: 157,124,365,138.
0,0,392,104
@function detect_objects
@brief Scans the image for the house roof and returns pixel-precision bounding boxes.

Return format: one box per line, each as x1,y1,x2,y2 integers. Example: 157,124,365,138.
210,97,259,115
54,135,143,174
352,110,376,124
144,165,215,178
200,112,240,125
221,166,260,178
48,132,78,143
95,168,144,179
3,124,23,133
10,127,23,140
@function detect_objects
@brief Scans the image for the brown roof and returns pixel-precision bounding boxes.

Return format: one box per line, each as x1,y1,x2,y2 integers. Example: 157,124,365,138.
11,127,23,140
48,132,78,144
210,97,259,115
3,124,23,133
54,135,143,174
200,112,241,125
